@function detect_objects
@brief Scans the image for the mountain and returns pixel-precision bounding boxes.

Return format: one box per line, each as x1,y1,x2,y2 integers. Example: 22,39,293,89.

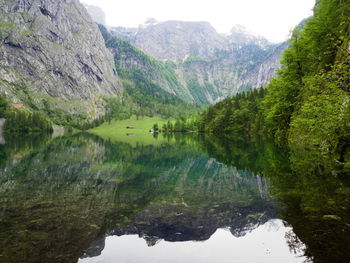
0,0,287,129
174,42,287,103
112,20,228,61
99,25,193,99
98,25,203,119
0,0,202,129
194,0,350,155
82,3,106,25
109,20,287,104
0,0,119,125
227,25,270,48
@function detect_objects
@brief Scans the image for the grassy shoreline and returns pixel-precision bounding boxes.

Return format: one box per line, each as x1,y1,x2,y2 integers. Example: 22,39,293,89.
88,116,170,146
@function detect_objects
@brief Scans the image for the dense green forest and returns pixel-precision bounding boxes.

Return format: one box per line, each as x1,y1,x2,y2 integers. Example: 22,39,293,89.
191,0,350,155
0,94,52,133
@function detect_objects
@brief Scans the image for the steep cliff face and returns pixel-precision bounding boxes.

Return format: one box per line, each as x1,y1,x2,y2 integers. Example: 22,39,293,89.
248,42,288,89
176,43,286,103
0,0,119,121
110,20,287,104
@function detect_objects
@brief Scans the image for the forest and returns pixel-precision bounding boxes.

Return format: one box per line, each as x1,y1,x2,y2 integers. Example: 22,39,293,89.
169,0,350,156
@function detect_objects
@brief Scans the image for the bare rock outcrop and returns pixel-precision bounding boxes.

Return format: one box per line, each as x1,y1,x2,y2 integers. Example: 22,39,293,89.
0,0,120,119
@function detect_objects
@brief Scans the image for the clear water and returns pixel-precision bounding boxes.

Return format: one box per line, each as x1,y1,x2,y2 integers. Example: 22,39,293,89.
0,133,348,263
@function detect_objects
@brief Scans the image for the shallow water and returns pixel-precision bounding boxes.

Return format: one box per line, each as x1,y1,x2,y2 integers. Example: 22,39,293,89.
0,133,348,262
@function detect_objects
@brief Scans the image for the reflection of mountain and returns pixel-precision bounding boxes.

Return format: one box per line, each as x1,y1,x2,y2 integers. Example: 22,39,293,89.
0,132,345,263
0,134,119,263
110,200,277,243
107,157,278,245
0,133,280,262
6,132,348,263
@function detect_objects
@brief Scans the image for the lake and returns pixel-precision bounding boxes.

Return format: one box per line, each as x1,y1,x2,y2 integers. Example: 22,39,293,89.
0,132,349,262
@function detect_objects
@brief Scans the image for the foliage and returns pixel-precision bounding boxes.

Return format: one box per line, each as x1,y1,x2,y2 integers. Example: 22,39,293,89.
4,109,53,133
0,94,53,133
288,63,350,152
262,0,350,149
0,94,9,118
98,24,204,121
193,0,350,155
191,88,267,136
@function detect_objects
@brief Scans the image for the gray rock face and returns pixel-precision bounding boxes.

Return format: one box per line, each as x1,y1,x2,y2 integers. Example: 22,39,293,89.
0,0,119,119
110,20,287,104
175,44,285,104
250,42,288,89
227,25,270,49
83,3,106,25
112,20,229,61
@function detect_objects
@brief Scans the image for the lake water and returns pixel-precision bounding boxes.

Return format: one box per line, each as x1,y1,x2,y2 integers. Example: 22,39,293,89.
0,133,349,263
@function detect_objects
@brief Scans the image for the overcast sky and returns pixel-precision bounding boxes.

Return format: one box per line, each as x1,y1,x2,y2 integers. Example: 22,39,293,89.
80,0,315,43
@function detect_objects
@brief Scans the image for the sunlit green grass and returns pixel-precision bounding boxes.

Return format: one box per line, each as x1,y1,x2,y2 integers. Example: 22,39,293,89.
88,116,171,146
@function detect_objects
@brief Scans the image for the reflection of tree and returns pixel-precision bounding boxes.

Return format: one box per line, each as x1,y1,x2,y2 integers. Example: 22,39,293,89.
196,134,350,263
1,132,348,262
265,146,350,263
0,133,279,263
285,230,308,260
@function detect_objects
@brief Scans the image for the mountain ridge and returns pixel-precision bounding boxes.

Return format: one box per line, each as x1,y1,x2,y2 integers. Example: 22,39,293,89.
0,0,287,129
108,20,287,104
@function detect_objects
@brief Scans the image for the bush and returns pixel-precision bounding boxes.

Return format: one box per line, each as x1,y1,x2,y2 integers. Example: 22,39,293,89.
0,94,9,118
4,109,53,133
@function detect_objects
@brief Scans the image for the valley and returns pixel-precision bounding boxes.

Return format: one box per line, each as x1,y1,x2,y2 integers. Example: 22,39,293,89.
0,0,286,132
0,0,349,262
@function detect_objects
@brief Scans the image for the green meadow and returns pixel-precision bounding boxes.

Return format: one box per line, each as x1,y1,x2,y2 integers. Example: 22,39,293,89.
88,116,171,146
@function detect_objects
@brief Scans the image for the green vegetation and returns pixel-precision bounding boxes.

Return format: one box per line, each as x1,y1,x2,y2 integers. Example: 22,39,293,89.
118,70,200,119
183,56,209,64
0,94,52,133
264,0,350,152
99,24,204,121
4,109,52,133
197,88,267,135
153,88,266,135
0,94,9,118
89,115,171,146
194,0,350,156
0,20,16,38
183,77,222,105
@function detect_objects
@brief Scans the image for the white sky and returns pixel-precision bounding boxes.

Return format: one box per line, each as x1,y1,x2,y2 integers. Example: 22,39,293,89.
80,0,315,43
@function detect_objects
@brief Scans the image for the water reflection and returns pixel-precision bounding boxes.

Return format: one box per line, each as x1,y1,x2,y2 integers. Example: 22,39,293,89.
0,132,348,263
79,220,305,263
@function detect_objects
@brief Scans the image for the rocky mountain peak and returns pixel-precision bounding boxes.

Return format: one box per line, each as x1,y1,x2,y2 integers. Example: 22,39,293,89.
105,19,286,104
228,25,270,49
112,20,229,61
